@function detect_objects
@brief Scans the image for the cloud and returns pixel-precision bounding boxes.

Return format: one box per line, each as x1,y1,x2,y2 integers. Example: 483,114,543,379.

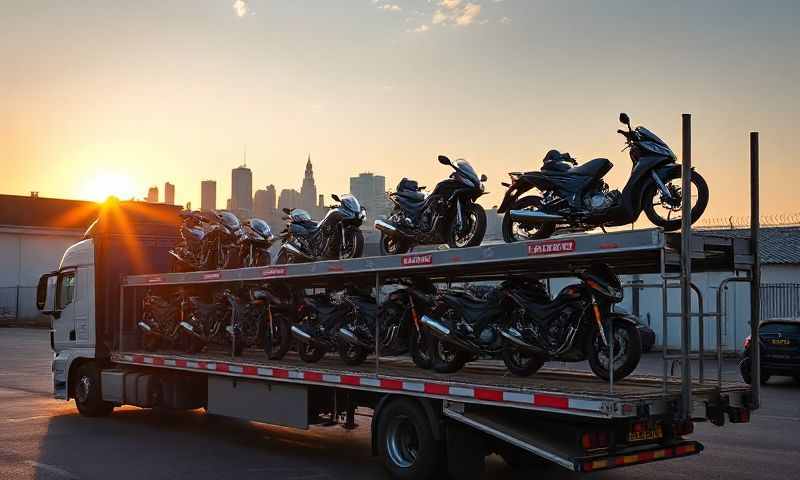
499,16,512,24
232,0,249,18
431,1,482,27
379,4,402,11
409,24,430,33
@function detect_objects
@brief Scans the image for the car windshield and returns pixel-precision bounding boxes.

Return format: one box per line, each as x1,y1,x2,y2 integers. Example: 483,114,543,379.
340,194,361,213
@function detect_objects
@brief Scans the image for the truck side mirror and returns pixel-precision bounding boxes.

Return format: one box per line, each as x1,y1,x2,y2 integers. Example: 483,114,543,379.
36,272,58,313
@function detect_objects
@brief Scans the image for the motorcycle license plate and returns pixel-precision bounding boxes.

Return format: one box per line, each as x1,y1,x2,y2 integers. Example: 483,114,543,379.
770,338,792,346
627,423,663,443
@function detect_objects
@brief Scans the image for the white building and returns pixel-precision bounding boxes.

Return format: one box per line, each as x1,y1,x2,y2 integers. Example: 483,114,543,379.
0,194,98,322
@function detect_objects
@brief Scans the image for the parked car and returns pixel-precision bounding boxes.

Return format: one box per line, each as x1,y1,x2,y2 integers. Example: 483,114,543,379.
740,319,800,385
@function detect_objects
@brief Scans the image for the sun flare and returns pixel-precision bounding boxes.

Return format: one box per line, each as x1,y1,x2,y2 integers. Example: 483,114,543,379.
82,172,138,202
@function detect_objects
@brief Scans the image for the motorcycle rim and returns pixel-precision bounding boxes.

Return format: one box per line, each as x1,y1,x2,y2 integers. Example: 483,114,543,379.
643,171,709,229
502,196,555,242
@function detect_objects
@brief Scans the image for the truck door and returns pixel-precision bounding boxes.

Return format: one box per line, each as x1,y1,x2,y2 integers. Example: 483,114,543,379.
73,266,93,346
53,268,77,349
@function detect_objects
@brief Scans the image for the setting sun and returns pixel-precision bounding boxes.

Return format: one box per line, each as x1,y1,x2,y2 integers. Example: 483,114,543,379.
82,172,138,202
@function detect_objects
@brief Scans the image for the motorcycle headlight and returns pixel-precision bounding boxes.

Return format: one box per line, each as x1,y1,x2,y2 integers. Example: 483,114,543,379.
480,183,485,192
359,208,366,220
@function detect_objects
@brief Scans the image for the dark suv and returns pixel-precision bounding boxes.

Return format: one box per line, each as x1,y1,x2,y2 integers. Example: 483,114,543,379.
740,319,800,384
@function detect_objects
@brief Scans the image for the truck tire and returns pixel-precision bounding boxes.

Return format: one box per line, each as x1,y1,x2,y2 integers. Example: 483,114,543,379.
376,399,441,480
74,363,114,417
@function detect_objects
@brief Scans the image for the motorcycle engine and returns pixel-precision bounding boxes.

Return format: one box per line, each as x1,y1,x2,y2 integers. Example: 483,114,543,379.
583,185,621,213
542,306,579,352
478,326,497,346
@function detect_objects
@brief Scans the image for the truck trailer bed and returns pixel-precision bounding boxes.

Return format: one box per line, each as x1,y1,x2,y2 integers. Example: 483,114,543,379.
112,349,750,420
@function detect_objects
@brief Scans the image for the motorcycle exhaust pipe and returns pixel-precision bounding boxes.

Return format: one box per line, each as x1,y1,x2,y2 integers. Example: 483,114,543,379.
179,321,208,342
420,315,480,354
290,325,313,344
282,242,313,261
499,327,545,355
138,322,156,334
509,210,565,224
374,219,410,238
337,328,372,349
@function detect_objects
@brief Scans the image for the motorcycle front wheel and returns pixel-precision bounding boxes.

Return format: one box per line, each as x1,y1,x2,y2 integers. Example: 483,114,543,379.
447,203,486,248
298,342,326,363
430,337,470,374
275,249,292,265
340,229,365,259
263,313,292,360
643,170,709,231
502,348,545,377
337,341,369,366
586,321,642,381
380,232,411,256
409,329,433,369
501,196,555,242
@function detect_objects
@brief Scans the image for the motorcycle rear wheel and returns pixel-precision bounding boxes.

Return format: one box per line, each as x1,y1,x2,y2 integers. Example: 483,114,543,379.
502,196,556,242
337,341,369,366
501,348,545,377
298,343,326,363
263,313,292,360
380,232,411,256
642,170,709,231
409,329,433,369
141,331,160,351
447,203,486,248
275,250,292,265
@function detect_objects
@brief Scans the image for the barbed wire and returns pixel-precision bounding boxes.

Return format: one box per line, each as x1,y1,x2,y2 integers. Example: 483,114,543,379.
696,213,800,229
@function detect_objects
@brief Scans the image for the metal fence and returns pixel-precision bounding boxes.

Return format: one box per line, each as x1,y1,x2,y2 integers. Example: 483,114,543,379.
761,283,800,320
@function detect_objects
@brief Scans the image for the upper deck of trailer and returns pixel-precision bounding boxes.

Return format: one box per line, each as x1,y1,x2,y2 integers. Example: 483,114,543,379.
121,228,753,287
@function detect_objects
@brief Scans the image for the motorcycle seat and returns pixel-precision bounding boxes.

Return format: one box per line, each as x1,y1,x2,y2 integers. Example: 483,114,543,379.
557,158,612,179
304,296,340,316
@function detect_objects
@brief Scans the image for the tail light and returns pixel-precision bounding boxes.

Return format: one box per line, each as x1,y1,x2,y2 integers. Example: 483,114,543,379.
743,335,751,350
581,431,610,451
673,420,694,436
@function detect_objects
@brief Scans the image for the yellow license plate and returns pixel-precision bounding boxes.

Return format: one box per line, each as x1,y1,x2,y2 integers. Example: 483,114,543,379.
771,339,791,346
628,424,663,442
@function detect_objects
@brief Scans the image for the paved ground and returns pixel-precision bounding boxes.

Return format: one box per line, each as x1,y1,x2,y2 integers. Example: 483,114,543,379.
0,328,798,480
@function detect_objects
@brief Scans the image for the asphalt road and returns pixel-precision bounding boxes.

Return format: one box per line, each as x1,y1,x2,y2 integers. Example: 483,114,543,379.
1,328,798,480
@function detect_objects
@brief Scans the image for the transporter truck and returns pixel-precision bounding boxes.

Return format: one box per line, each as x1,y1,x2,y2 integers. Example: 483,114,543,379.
36,200,754,479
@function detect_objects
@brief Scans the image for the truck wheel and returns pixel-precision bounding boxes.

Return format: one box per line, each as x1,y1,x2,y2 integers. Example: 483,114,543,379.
74,363,114,417
377,399,440,480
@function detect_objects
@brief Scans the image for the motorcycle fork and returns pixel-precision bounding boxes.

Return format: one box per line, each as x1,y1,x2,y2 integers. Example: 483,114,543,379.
591,296,610,348
409,298,421,334
651,171,674,200
455,199,464,230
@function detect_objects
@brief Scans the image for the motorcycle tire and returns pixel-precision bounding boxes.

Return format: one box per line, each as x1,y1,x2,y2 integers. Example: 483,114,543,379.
275,250,292,265
430,337,470,374
642,170,709,231
379,232,411,256
340,229,365,259
447,203,486,249
409,329,433,369
187,335,206,355
263,313,292,360
501,196,556,242
501,348,545,377
337,341,369,366
141,331,160,352
586,321,642,381
298,342,326,363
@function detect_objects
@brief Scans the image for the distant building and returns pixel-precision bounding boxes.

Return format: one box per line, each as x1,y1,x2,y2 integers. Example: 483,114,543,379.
350,172,390,223
300,155,317,214
318,194,325,210
201,180,216,212
253,189,270,219
164,182,175,205
226,198,232,210
266,185,277,213
278,189,302,213
231,165,253,215
146,186,159,203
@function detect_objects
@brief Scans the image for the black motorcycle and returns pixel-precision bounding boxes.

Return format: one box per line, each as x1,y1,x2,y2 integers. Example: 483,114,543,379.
275,194,366,264
239,218,275,267
138,290,189,351
169,210,244,271
499,113,709,241
375,155,488,254
337,278,438,368
290,292,352,363
234,286,292,359
179,290,243,355
421,264,642,381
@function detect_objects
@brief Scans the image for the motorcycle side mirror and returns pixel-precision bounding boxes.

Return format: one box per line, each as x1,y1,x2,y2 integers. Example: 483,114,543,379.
619,112,631,128
282,208,292,215
331,194,341,203
480,174,488,182
438,155,451,166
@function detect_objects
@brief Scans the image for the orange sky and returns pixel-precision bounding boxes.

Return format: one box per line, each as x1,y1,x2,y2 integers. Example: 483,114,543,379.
2,1,798,222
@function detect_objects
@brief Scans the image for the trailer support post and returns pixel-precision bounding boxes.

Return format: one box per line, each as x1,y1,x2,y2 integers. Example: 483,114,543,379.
680,113,693,419
750,131,761,409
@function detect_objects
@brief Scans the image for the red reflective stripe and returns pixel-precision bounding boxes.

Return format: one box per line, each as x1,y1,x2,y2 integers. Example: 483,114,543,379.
272,368,289,378
474,388,503,402
533,395,569,409
341,375,360,386
175,359,187,368
638,451,655,462
197,361,207,370
675,445,695,455
215,363,229,372
152,357,164,366
424,383,449,395
380,379,403,390
133,355,145,363
304,371,323,382
242,366,257,375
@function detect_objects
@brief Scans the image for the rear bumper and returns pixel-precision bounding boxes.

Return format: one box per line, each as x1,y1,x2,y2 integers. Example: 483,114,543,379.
578,440,703,472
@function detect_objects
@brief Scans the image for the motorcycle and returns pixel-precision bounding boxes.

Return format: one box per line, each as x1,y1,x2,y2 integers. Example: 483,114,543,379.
234,285,293,359
499,113,709,241
290,292,352,363
239,218,275,267
337,278,438,368
169,210,244,271
375,155,488,254
421,264,642,381
275,194,366,264
179,289,244,355
138,289,189,351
